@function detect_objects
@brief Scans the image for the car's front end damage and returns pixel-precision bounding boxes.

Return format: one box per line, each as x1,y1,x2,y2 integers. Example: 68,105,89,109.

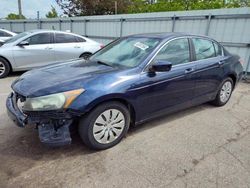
6,90,84,147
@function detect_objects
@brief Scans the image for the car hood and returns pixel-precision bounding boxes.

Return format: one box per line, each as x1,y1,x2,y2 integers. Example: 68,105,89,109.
12,59,121,97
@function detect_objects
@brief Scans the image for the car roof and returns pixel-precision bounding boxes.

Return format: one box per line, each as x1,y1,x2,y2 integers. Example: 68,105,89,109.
25,29,80,35
129,32,211,40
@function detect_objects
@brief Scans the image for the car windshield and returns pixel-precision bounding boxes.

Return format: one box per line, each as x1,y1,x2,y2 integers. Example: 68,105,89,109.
4,32,30,43
90,37,161,68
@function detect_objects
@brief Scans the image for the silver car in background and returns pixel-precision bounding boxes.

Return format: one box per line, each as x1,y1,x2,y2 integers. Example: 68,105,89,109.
0,29,16,43
0,30,103,78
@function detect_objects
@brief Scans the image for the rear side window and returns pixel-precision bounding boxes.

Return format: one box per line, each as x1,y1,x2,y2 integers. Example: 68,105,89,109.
26,33,51,45
213,42,222,56
55,33,77,43
154,38,190,66
192,38,216,60
75,36,86,42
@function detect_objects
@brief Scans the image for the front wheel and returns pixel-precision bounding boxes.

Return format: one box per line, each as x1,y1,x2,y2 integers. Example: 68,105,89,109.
0,57,10,78
211,77,233,106
78,102,130,150
80,53,92,60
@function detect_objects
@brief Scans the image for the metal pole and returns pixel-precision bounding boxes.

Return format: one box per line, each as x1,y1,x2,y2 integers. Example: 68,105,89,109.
84,19,87,36
59,20,62,30
120,18,124,37
205,14,212,36
70,19,73,32
172,15,176,32
115,1,118,15
23,21,26,31
18,0,22,19
9,22,13,31
37,11,40,29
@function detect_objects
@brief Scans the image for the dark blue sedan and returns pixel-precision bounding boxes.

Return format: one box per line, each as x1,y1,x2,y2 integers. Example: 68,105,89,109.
6,33,243,150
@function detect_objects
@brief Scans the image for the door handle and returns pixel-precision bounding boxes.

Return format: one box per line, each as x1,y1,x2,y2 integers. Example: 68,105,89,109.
218,61,225,66
74,46,80,48
185,68,195,74
45,47,53,50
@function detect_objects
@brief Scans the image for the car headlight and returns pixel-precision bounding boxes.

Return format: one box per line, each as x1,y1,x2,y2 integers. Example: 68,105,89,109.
23,89,85,111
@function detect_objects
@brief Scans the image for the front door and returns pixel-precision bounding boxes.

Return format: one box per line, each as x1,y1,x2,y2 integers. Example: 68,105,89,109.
136,38,197,121
12,32,55,70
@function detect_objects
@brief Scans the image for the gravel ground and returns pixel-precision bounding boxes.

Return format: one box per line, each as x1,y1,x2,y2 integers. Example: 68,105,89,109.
0,73,250,188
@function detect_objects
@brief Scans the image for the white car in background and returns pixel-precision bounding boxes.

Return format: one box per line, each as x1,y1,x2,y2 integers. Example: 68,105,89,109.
0,29,16,43
0,30,103,78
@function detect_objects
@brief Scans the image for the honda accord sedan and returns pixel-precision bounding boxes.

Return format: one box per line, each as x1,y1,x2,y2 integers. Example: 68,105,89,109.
6,33,243,150
0,30,102,78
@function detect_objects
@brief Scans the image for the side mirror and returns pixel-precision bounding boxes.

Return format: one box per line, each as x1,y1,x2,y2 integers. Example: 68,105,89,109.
18,41,29,47
149,60,172,72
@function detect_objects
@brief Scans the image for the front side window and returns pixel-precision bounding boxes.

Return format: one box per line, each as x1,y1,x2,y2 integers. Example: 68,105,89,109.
192,38,216,60
55,33,77,43
90,37,161,68
26,33,51,45
154,38,190,66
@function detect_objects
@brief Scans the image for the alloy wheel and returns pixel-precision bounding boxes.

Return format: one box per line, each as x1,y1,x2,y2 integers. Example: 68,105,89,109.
93,109,125,144
0,61,6,76
220,81,232,103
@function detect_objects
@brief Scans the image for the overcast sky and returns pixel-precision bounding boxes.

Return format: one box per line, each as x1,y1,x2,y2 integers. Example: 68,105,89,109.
0,0,63,19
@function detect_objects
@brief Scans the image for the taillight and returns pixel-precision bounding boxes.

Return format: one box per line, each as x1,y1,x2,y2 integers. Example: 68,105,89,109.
100,44,104,48
239,58,245,66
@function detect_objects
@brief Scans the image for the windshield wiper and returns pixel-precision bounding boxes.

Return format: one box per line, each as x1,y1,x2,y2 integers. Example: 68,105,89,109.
96,60,113,67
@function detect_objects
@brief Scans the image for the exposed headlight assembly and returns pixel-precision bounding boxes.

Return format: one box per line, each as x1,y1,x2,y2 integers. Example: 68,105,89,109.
23,89,84,111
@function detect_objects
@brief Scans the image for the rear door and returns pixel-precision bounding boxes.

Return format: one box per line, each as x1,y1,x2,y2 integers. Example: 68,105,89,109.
12,32,56,69
53,33,86,61
191,38,225,103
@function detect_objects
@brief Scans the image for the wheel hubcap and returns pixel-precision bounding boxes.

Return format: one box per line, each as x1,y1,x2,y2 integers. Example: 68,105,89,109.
0,61,5,76
220,81,232,103
93,109,125,144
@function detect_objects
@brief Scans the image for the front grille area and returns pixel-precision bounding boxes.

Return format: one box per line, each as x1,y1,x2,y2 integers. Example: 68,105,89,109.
25,111,72,120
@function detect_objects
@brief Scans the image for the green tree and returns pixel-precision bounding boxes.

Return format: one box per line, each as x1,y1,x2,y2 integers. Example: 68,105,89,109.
46,6,59,18
6,13,26,20
56,0,130,16
127,0,249,13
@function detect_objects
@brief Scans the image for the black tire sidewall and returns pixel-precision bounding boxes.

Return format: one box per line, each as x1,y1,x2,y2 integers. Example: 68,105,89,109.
79,102,130,150
80,53,92,60
0,58,10,78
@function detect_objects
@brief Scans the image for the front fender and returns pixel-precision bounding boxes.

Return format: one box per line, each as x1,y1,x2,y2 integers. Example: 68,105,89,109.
69,92,136,114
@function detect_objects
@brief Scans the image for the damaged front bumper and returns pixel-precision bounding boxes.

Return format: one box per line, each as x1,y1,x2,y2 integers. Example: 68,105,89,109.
6,92,80,147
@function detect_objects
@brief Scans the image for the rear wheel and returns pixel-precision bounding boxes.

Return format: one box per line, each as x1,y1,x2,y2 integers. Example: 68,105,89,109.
80,53,92,60
211,77,233,106
78,102,130,150
0,57,10,78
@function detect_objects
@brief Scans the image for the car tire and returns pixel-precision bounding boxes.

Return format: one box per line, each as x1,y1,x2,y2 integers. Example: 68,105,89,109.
78,101,130,150
80,53,92,60
211,77,234,106
0,57,10,78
